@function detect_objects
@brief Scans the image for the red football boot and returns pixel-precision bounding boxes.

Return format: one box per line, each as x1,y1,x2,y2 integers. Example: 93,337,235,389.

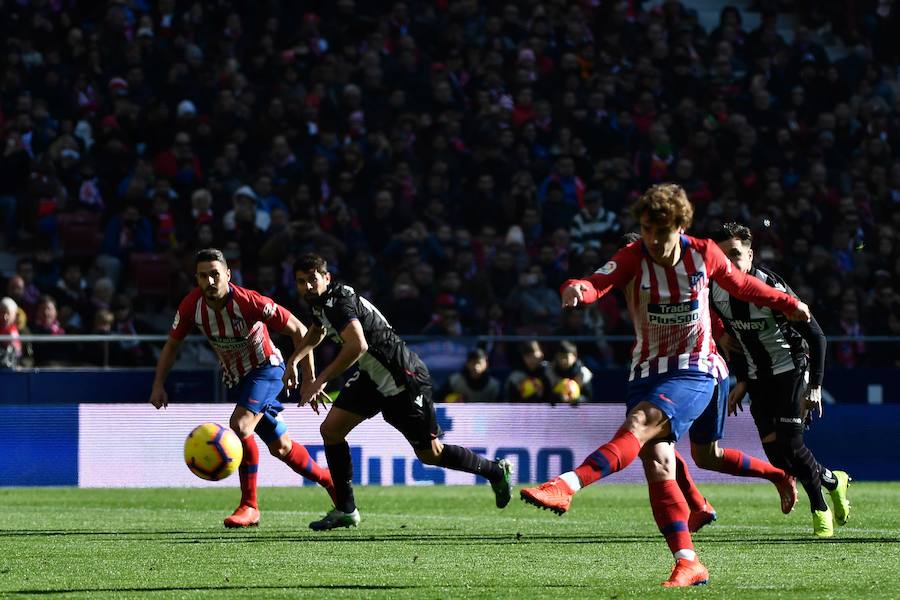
662,558,709,587
688,501,717,533
224,505,260,528
775,475,798,514
519,478,575,515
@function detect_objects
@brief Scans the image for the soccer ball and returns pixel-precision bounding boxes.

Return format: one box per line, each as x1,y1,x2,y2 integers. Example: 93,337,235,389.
553,378,581,401
444,392,464,403
184,422,243,481
519,376,544,399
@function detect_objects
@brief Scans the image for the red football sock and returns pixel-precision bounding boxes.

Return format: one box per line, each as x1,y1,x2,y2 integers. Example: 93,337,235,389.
649,480,693,556
238,434,259,509
574,427,642,487
674,451,707,512
720,448,785,482
281,441,330,485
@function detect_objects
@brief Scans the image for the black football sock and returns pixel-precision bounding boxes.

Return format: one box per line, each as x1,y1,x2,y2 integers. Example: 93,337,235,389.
780,430,828,512
438,444,503,482
324,441,356,513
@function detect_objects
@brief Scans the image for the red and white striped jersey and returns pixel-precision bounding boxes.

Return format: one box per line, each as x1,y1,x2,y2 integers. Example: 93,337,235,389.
170,284,291,387
565,236,798,382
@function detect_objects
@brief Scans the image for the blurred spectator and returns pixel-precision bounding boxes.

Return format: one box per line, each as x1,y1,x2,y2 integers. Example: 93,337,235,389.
0,297,23,369
569,190,621,255
504,340,550,402
505,264,560,333
30,295,66,366
544,340,594,405
438,348,501,403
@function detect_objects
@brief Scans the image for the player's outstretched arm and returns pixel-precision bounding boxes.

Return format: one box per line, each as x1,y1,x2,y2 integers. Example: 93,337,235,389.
300,320,368,406
707,242,810,321
150,337,182,409
560,247,637,308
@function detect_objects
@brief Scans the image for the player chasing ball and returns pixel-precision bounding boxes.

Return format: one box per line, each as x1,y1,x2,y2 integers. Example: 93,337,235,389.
150,248,335,528
284,253,513,530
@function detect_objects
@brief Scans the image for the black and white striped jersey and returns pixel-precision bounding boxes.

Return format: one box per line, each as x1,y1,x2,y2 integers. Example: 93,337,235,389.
309,283,429,396
709,264,825,384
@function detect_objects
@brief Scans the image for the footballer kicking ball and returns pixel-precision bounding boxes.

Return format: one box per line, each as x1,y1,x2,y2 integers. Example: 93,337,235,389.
184,422,243,481
553,378,581,402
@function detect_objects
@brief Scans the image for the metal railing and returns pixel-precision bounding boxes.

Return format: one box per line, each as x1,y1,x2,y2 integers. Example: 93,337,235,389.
0,333,894,371
2,334,897,343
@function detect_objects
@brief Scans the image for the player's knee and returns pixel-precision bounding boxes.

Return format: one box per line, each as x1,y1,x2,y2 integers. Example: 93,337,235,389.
319,420,343,445
623,406,665,442
641,454,675,481
229,418,253,439
268,438,291,459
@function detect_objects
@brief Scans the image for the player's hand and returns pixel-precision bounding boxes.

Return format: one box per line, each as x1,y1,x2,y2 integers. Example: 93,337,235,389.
727,381,747,416
802,385,823,419
786,301,811,322
299,378,328,413
561,283,587,308
282,363,301,391
149,385,168,409
718,332,742,359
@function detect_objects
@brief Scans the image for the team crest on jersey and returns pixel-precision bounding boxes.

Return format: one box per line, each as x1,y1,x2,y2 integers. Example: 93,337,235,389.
231,317,247,335
263,303,276,319
594,260,617,275
689,271,706,288
171,311,180,329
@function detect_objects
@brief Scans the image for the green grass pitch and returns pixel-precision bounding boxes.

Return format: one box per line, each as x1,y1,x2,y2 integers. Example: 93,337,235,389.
2,483,898,599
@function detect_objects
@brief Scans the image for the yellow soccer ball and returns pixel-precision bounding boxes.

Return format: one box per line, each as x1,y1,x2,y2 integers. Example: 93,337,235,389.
184,422,243,481
553,378,581,401
519,376,544,399
444,392,464,403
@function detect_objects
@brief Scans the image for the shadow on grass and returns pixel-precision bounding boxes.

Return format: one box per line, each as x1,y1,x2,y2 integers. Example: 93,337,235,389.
5,584,416,596
0,529,897,546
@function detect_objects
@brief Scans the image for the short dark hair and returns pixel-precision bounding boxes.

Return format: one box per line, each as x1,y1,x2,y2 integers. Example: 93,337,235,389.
711,222,753,245
466,348,488,362
195,248,227,267
294,253,329,275
557,340,578,355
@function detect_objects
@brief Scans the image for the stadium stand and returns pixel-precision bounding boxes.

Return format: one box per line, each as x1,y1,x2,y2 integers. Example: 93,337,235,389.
0,0,897,377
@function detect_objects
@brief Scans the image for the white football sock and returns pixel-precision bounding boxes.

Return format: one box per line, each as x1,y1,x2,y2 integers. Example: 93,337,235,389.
674,549,697,561
559,471,582,492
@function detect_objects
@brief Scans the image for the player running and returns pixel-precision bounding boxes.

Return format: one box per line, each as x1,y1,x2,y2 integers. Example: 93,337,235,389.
710,222,851,537
519,184,811,586
284,253,513,531
149,248,334,528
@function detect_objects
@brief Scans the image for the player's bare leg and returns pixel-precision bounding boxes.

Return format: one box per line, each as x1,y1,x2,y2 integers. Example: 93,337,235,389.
692,438,797,514
225,406,265,528
520,402,663,514
642,441,709,587
310,406,366,530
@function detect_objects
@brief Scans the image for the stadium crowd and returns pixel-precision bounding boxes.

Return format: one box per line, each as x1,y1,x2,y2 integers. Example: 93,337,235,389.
1,0,899,380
